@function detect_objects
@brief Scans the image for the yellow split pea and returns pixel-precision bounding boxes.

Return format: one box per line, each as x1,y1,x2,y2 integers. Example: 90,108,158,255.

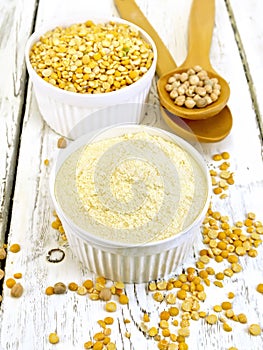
29,21,154,94
9,243,21,253
49,332,59,344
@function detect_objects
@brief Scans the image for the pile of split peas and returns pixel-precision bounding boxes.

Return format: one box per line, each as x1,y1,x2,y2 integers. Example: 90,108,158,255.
29,20,154,94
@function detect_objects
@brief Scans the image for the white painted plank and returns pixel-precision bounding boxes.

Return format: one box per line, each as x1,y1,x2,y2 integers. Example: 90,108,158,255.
0,0,37,242
0,0,263,349
229,0,263,131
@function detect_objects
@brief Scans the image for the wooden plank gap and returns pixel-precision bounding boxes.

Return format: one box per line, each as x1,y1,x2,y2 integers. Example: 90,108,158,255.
31,0,40,32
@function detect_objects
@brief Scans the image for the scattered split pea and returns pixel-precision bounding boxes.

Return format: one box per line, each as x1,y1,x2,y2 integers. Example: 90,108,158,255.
49,332,59,344
256,283,263,294
248,324,261,336
105,302,117,313
9,243,21,253
30,21,154,94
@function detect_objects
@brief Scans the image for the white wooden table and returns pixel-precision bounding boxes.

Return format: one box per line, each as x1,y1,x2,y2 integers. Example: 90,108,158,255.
0,0,263,349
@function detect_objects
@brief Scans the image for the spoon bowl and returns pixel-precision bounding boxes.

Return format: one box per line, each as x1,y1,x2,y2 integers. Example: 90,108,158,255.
161,106,232,143
157,0,230,120
158,67,230,120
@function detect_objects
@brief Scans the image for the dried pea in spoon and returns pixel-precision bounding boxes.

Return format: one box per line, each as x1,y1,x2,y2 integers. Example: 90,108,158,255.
157,0,230,120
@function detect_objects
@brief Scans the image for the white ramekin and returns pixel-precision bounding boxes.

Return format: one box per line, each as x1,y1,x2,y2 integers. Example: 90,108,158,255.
25,17,157,138
50,124,211,283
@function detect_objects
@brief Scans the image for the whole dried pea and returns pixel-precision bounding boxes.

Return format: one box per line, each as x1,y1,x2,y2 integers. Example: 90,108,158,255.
165,65,221,109
196,97,208,108
0,269,5,280
175,95,186,106
99,288,112,301
185,99,196,109
53,282,67,294
11,283,24,298
0,247,6,260
57,137,67,149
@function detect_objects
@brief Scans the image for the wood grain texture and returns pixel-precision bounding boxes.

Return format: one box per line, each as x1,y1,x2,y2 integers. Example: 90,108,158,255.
0,0,37,243
228,0,263,133
0,1,263,349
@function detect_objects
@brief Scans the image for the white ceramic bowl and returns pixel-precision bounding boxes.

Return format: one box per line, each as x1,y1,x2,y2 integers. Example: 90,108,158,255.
50,124,211,283
25,17,157,138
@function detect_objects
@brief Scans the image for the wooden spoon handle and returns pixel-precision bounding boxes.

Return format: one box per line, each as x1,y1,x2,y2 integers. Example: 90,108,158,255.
182,0,215,72
114,0,176,76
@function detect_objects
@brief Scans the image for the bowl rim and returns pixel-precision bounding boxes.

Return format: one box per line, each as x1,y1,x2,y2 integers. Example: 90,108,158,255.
50,124,212,249
25,16,157,100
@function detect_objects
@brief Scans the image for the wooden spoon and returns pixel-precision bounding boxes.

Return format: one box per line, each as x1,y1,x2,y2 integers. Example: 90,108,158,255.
161,107,232,143
157,0,230,120
114,0,232,142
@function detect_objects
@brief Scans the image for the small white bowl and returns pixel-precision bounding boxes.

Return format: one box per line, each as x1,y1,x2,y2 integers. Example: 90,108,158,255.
50,124,211,283
25,17,157,138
